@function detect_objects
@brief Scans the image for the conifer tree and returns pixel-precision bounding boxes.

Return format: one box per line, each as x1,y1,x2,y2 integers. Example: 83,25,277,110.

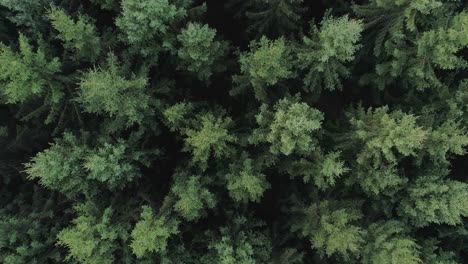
171,171,216,220
130,206,179,258
225,152,270,203
164,104,237,169
231,0,306,38
25,133,90,197
0,0,50,34
47,7,101,62
361,221,421,264
399,176,468,227
116,0,187,57
235,37,293,101
0,34,61,104
77,54,151,128
57,202,133,264
250,97,323,156
296,14,363,92
292,200,365,259
177,23,228,81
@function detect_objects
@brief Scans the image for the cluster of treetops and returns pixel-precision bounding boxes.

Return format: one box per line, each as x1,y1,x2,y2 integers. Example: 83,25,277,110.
0,0,467,263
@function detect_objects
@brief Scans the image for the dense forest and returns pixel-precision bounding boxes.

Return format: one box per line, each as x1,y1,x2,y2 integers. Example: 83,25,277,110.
0,0,467,263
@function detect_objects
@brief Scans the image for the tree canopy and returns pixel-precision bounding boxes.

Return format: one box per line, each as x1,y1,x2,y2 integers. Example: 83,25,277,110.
1,0,467,263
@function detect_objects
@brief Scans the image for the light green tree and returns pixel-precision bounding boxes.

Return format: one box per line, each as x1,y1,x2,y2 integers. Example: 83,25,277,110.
77,54,151,127
177,23,228,81
130,206,179,258
47,7,101,62
296,15,363,91
0,34,61,104
250,97,323,156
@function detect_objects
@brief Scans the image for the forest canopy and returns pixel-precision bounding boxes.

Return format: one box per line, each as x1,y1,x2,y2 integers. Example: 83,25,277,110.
0,0,467,263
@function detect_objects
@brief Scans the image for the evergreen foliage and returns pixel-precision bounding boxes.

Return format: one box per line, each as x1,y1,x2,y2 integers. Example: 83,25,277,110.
171,171,216,220
83,140,141,190
1,1,468,263
25,133,90,197
164,105,237,169
346,106,427,194
47,7,101,62
292,200,365,259
0,188,65,263
77,54,151,127
250,97,323,156
57,203,129,264
116,0,187,56
399,176,468,227
0,34,61,104
296,15,363,91
231,0,306,38
225,153,269,203
236,36,293,100
0,0,50,33
177,23,228,81
362,221,421,264
130,206,179,258
198,216,272,264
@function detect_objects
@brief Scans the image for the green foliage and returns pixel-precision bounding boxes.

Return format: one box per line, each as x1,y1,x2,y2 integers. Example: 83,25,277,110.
0,0,49,33
424,119,467,164
292,200,365,259
237,37,293,100
0,34,61,104
116,0,186,55
420,239,458,264
130,206,179,258
347,106,427,194
77,54,151,127
200,216,272,264
177,23,228,81
353,0,443,54
344,105,468,195
404,11,468,91
225,153,270,202
235,0,306,38
250,97,323,156
171,172,216,220
286,151,349,189
417,11,468,71
349,106,427,164
57,202,130,264
25,133,144,196
25,133,90,196
399,176,468,227
84,140,140,190
0,216,60,264
0,126,7,137
205,234,260,264
362,221,421,264
240,37,292,85
0,192,64,264
47,7,101,62
297,15,363,91
354,0,466,91
164,105,237,169
448,79,468,128
185,113,237,167
2,1,468,263
163,101,194,130
313,152,349,189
